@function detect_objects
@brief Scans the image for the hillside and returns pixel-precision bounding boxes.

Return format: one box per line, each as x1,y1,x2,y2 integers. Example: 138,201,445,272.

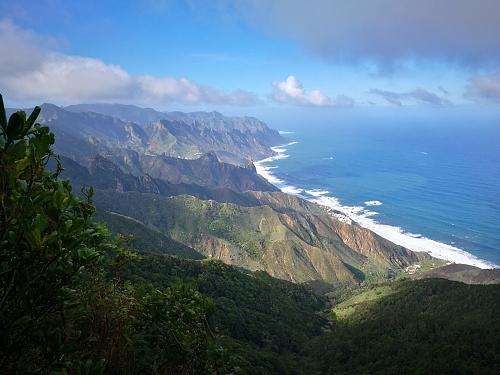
48,128,428,285
59,152,276,195
94,209,204,259
135,151,277,192
123,254,328,374
92,190,424,284
8,104,287,167
305,278,500,374
119,254,500,374
418,263,500,284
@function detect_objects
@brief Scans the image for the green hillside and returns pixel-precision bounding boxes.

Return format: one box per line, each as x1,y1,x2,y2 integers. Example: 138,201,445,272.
305,278,500,374
124,254,327,374
92,190,422,284
94,209,204,259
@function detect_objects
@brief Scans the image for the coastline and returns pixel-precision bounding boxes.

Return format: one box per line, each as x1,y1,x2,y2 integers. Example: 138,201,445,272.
255,141,498,270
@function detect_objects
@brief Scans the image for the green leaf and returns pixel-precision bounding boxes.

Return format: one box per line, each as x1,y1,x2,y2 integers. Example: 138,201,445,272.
6,111,26,141
9,139,27,160
0,93,7,130
26,105,41,128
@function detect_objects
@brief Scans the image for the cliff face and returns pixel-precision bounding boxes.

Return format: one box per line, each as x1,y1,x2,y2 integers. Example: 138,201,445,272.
332,220,423,268
65,103,287,165
146,115,283,164
248,191,428,266
9,104,287,167
58,153,277,196
136,152,278,192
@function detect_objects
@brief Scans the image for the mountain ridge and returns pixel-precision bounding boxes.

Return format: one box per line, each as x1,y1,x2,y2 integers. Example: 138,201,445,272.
7,103,287,166
92,190,427,284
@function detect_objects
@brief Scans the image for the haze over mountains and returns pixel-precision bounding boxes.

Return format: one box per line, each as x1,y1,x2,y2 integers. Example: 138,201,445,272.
65,103,285,164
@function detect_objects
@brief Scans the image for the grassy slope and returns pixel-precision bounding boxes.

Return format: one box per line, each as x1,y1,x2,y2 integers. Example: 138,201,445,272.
94,209,204,259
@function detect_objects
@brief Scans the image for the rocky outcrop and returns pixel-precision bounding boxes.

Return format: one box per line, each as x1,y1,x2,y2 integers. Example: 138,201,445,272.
138,152,278,192
65,103,287,165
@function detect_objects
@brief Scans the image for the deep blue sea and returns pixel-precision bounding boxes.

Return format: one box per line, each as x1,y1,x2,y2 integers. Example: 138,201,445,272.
256,109,500,268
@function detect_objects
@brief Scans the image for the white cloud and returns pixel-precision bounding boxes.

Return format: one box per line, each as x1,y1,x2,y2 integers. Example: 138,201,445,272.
0,19,257,106
0,19,47,75
465,70,500,103
271,75,352,107
369,88,450,106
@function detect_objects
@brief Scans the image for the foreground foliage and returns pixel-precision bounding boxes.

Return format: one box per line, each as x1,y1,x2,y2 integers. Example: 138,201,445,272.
0,96,222,374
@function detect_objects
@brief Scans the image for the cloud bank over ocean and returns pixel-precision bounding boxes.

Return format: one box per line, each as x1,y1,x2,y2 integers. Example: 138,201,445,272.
368,88,450,106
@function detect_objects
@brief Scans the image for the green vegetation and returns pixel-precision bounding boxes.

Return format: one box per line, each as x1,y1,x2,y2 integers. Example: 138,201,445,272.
0,97,223,374
0,96,327,374
124,254,327,374
94,209,204,259
93,191,273,260
410,258,449,274
332,284,396,320
305,278,500,374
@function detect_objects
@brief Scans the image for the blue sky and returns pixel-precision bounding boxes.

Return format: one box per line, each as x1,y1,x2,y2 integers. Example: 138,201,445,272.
1,0,500,117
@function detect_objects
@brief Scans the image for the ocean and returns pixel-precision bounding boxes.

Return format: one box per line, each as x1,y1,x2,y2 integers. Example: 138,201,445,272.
256,109,500,268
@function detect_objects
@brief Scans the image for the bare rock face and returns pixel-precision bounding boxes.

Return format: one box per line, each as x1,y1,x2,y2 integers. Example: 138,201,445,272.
244,158,257,173
138,152,278,193
332,220,422,268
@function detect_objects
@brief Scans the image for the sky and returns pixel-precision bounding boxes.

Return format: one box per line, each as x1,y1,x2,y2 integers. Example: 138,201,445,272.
1,0,500,117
